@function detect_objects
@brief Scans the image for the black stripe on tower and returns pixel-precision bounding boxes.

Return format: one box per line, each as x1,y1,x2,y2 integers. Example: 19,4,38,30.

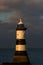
16,24,27,30
16,39,26,45
15,51,27,56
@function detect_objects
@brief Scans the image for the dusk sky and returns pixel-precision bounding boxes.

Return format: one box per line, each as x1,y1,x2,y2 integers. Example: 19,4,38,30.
0,0,43,48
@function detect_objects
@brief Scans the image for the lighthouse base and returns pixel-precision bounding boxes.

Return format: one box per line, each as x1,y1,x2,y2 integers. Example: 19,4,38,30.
13,57,31,65
12,51,31,65
13,56,30,63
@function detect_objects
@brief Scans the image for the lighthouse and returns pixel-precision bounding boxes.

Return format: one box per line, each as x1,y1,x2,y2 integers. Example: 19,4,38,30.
13,19,31,65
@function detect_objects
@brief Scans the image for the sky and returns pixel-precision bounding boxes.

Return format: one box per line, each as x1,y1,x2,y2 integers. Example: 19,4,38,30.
0,0,43,48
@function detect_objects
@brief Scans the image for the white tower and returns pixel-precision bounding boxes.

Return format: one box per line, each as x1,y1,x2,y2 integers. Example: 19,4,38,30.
13,19,31,65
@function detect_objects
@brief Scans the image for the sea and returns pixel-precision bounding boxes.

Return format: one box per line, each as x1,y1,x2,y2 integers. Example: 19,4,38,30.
0,48,43,65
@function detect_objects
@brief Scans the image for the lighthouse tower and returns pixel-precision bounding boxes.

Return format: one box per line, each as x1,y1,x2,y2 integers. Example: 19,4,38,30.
13,19,31,65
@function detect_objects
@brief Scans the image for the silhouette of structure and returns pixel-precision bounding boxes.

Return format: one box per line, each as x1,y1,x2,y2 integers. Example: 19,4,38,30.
2,19,31,65
12,19,31,65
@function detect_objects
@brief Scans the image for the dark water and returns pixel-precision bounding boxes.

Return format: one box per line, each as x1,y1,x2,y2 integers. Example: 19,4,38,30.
0,48,43,65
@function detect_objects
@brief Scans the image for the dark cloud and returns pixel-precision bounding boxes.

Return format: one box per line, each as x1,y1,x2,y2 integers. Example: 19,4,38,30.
0,0,43,11
0,0,43,48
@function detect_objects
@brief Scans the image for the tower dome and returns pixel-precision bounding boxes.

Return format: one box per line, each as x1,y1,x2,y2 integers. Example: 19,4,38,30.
18,19,23,24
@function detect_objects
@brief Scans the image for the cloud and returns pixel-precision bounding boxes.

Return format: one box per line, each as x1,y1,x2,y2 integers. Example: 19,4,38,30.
0,5,8,11
0,0,43,48
0,0,43,13
10,11,22,19
24,0,43,5
0,0,43,33
0,0,43,34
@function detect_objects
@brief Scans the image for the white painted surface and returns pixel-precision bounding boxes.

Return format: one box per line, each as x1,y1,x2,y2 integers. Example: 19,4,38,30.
16,45,26,51
16,30,25,39
18,19,23,24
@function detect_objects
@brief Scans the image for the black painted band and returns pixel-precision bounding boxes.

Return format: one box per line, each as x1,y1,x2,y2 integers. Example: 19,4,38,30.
15,51,27,56
16,24,27,30
16,39,26,45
